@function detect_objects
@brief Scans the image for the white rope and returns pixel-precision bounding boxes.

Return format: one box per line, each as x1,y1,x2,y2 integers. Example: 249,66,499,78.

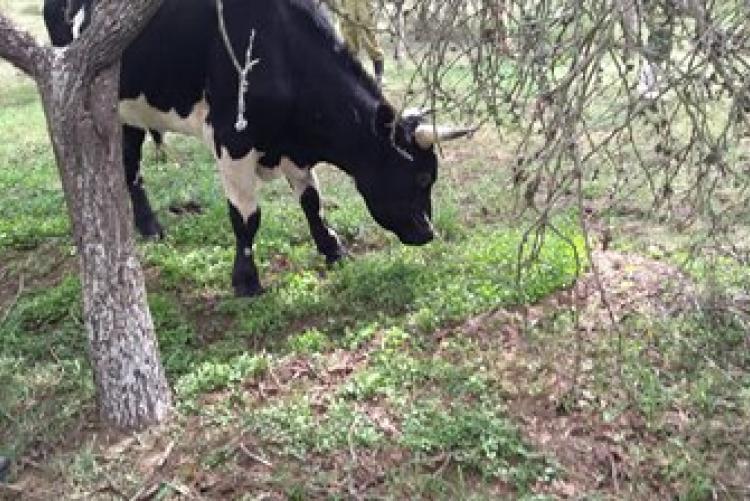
215,0,261,132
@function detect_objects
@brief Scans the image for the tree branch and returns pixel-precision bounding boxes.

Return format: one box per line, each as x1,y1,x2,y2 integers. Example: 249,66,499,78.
0,12,47,78
75,0,165,76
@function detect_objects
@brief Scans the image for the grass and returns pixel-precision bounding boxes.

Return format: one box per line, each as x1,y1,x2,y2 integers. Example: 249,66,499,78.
1,5,749,499
0,52,580,498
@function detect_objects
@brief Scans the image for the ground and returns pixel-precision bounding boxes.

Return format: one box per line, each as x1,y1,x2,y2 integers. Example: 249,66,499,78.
1,2,749,500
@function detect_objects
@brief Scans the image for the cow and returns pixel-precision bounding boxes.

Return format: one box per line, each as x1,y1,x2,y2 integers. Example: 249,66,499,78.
43,0,472,296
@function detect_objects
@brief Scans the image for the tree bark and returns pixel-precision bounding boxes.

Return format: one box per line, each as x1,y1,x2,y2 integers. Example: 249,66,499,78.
0,0,171,428
80,64,171,427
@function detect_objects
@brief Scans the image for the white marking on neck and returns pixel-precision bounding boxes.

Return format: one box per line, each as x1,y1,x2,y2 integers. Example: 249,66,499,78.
71,8,86,40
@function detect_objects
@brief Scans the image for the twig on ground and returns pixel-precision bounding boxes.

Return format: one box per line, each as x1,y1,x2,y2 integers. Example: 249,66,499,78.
238,443,273,467
155,440,175,469
267,364,282,388
0,484,23,496
90,481,128,500
0,274,24,327
432,452,452,478
131,482,160,501
610,453,620,493
347,415,362,500
20,458,43,470
128,440,176,501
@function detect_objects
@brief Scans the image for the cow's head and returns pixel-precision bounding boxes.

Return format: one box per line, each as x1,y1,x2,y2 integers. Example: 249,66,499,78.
355,104,474,246
43,0,93,47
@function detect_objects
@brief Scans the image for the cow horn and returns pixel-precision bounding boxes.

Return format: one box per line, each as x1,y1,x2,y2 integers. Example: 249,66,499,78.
414,124,480,149
402,107,435,120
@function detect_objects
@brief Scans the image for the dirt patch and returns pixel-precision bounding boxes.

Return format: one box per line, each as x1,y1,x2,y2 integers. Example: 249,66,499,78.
447,251,705,498
0,243,77,320
4,250,740,499
4,342,397,500
534,252,700,498
570,250,697,327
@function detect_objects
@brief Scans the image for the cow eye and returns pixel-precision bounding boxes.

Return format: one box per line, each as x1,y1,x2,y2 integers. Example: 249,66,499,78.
416,172,432,189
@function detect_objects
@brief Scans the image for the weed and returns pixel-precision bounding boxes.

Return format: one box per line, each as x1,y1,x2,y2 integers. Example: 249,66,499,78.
341,322,380,350
400,399,554,490
68,444,100,485
176,353,268,400
246,397,384,458
287,328,331,354
148,293,198,377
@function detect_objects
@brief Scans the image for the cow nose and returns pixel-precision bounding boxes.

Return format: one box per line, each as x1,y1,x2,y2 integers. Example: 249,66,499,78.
398,212,434,246
400,231,433,246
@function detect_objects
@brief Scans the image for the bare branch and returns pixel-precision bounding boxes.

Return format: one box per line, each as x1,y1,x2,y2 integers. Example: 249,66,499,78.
73,0,165,76
0,12,48,78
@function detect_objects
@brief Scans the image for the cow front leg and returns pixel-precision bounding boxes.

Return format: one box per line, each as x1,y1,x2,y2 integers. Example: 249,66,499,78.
282,162,346,264
123,125,163,239
218,149,264,297
228,203,263,297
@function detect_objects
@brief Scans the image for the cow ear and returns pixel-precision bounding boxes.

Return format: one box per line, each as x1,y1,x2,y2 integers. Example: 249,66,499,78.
373,103,396,136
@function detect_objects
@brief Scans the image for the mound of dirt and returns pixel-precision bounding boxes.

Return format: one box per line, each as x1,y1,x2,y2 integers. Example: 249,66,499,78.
572,250,698,328
453,251,707,498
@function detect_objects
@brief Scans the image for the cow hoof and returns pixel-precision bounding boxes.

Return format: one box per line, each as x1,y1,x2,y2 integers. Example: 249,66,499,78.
136,219,165,240
234,284,265,298
0,456,10,483
325,249,349,267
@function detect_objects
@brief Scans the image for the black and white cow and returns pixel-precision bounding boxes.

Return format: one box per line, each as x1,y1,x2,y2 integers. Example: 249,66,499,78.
44,0,470,296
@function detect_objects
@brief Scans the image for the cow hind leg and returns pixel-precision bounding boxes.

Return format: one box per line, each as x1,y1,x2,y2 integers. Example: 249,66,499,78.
282,163,346,265
123,125,164,239
217,149,264,297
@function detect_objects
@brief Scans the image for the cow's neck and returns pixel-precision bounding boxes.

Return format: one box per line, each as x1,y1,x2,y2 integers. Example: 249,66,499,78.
281,2,387,177
316,94,382,177
290,72,384,177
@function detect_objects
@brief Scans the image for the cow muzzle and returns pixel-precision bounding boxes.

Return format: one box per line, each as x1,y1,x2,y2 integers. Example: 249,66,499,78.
396,213,435,246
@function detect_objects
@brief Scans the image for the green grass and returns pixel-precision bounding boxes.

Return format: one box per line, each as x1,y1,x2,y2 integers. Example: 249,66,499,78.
0,56,580,496
520,275,750,498
2,80,744,499
2,7,749,495
399,400,554,488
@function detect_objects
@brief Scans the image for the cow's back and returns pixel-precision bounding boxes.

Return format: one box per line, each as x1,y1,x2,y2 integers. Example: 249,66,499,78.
118,0,304,144
120,0,216,121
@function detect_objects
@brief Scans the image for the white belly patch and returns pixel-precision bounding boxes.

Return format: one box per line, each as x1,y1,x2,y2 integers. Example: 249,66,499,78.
216,151,309,221
119,95,210,140
119,95,314,225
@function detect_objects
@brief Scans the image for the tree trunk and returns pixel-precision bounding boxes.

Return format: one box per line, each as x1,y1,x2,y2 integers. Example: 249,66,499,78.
80,65,172,427
0,0,171,429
